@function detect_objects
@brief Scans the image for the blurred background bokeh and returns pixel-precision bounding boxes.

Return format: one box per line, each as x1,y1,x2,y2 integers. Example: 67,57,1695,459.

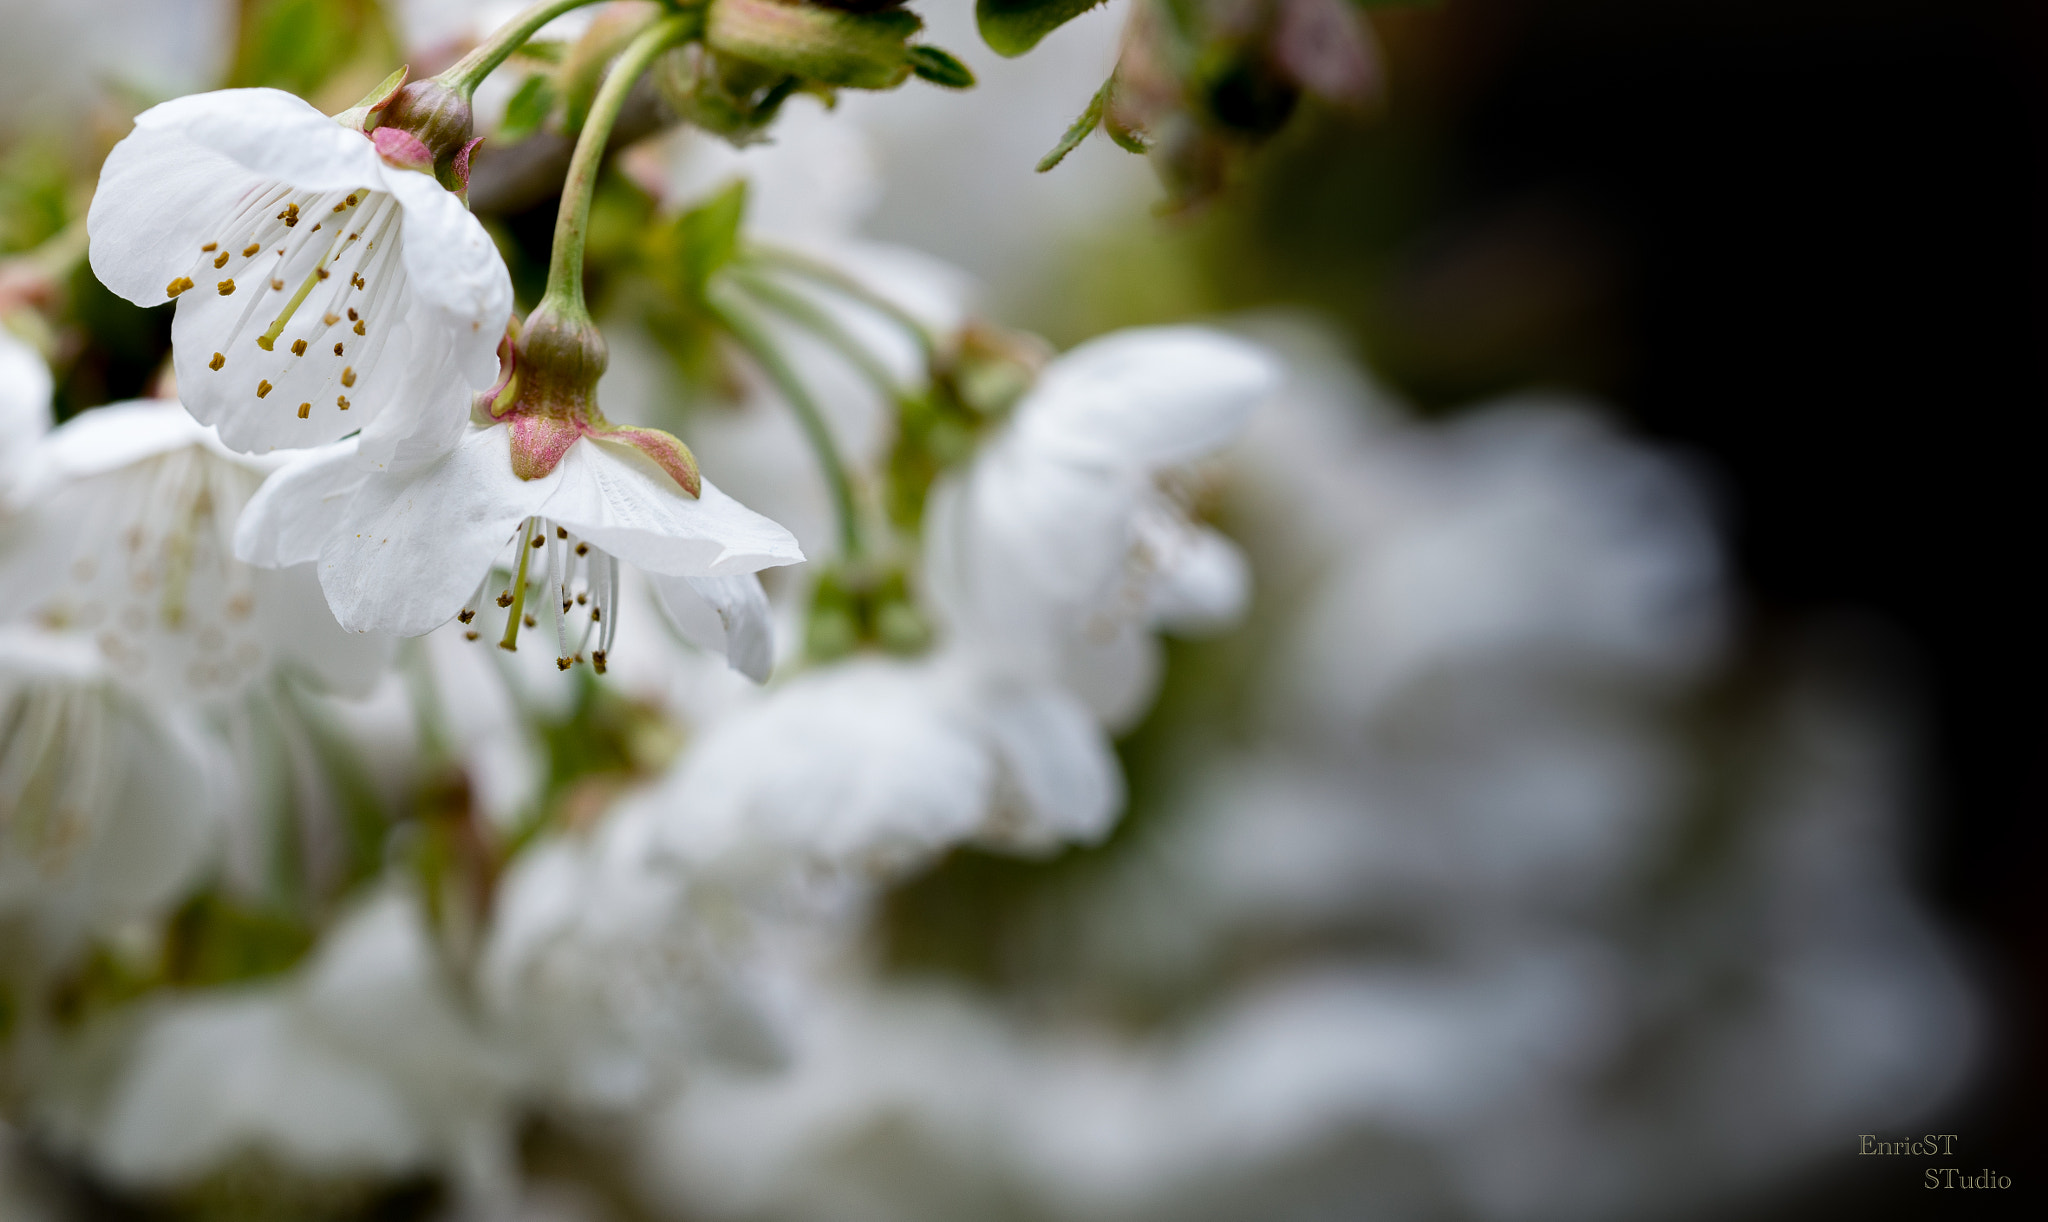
1,0,2040,1217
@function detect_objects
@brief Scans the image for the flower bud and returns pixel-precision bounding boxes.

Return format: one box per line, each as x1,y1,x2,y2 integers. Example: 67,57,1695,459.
706,0,922,90
375,79,477,188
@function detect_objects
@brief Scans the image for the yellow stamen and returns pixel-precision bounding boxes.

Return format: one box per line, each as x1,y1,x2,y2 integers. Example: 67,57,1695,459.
208,352,224,371
201,242,217,252
337,396,350,410
242,243,259,257
290,339,306,356
256,380,271,398
297,402,310,419
217,279,235,295
213,251,229,269
340,367,355,387
166,277,194,298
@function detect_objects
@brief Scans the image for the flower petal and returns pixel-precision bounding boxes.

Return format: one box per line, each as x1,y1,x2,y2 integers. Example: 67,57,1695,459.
87,89,383,306
235,438,369,568
979,683,1123,850
0,329,52,487
1016,326,1279,469
317,425,554,635
650,573,775,682
380,166,512,390
547,437,804,578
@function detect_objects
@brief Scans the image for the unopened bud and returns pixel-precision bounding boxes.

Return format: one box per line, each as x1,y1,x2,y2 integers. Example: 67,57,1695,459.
706,0,921,90
375,79,477,189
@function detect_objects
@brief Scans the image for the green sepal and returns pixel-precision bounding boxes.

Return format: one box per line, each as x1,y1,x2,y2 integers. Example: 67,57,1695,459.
707,0,922,91
976,0,1105,59
333,64,409,132
907,45,976,90
1036,76,1111,172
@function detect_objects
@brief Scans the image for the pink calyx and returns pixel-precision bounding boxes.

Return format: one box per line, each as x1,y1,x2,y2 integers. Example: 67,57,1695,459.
506,411,702,498
372,127,435,172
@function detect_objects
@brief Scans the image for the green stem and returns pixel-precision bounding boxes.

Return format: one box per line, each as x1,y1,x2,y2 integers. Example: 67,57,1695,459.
729,267,905,404
745,243,937,364
439,0,612,97
539,11,699,320
706,284,864,560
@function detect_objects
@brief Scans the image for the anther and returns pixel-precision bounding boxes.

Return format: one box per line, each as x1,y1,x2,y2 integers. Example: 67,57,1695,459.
556,657,572,671
353,320,366,335
340,367,355,387
347,308,358,321
457,609,475,624
297,402,310,419
311,223,321,232
496,592,513,607
574,543,588,556
323,313,339,325
576,592,587,605
201,242,217,252
214,252,229,269
555,526,567,538
530,534,545,549
334,343,344,356
217,279,235,295
592,650,607,674
351,273,365,290
256,380,272,398
332,202,346,213
590,606,601,622
524,613,537,628
316,268,330,280
166,277,194,298
345,193,358,206
271,278,284,290
465,630,479,641
337,396,350,410
290,339,306,356
242,243,259,257
208,352,225,371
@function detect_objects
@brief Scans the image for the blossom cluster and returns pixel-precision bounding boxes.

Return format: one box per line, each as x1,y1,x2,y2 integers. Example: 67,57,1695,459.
0,2,1977,1220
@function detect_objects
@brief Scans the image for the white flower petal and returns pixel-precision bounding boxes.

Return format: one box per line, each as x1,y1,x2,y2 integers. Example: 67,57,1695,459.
0,329,53,487
97,992,429,1187
253,563,394,698
651,573,776,682
1145,523,1250,634
234,437,368,568
1016,327,1279,469
980,683,1123,850
548,437,804,577
381,167,514,390
317,426,554,635
648,658,990,874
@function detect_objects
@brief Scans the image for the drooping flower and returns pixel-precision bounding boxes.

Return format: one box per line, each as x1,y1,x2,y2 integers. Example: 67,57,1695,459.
925,325,1280,724
87,87,510,459
237,310,804,676
0,401,391,703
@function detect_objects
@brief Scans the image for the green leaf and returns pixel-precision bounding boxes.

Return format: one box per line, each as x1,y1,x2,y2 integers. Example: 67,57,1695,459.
676,179,751,298
1036,76,1111,173
499,73,558,141
976,0,1105,59
907,45,976,90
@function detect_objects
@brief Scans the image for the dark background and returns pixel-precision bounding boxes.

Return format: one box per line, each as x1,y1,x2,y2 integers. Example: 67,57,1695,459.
1209,0,2044,1214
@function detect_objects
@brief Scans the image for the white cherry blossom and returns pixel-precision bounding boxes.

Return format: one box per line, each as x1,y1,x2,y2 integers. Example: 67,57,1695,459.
87,88,511,460
237,419,802,674
0,401,390,703
0,328,53,489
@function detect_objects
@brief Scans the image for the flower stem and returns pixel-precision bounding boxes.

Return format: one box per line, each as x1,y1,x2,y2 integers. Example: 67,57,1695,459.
439,0,611,97
707,285,865,560
538,11,699,322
